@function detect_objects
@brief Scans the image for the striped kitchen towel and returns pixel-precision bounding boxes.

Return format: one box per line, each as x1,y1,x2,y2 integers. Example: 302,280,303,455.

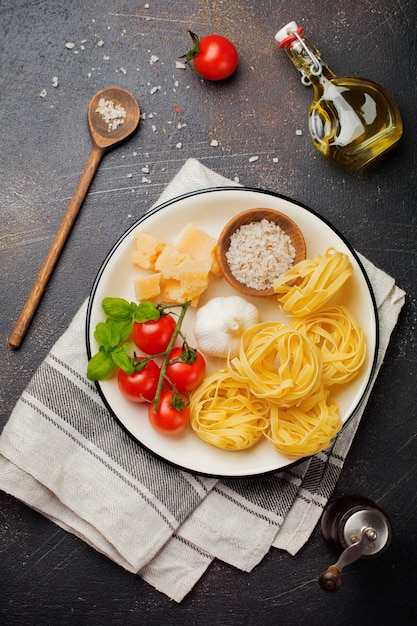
0,159,406,601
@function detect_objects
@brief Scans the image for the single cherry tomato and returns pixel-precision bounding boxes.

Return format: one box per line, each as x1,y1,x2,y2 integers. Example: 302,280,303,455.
182,31,238,81
117,357,160,403
148,389,190,435
132,314,176,355
165,346,206,393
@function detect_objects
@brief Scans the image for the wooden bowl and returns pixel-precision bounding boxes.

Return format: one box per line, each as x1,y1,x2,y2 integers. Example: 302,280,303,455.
216,208,306,297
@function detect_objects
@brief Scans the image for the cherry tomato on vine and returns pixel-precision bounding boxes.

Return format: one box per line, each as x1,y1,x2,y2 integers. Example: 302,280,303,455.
148,389,190,435
165,346,206,393
181,31,238,81
117,357,160,403
132,314,176,355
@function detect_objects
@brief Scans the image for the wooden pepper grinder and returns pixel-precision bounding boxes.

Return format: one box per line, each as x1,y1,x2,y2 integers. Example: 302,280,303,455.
319,496,392,592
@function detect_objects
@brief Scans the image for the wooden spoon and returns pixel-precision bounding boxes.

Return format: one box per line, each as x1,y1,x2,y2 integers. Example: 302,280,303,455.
8,87,140,348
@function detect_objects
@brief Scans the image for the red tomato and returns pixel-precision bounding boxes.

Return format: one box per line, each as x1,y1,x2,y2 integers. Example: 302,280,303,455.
132,314,176,355
185,32,238,81
165,346,206,393
148,389,190,435
117,357,160,403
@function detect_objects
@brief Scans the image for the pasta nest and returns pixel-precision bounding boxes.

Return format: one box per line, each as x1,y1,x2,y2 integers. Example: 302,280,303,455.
291,304,366,385
228,321,323,407
265,386,342,458
190,370,270,451
273,248,353,316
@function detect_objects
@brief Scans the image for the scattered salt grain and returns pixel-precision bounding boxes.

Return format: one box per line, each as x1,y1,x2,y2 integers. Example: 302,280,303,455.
40,89,47,97
150,55,159,64
52,76,58,87
142,176,151,184
296,129,303,136
65,42,75,49
141,166,150,174
97,40,104,47
272,157,279,163
176,61,186,69
226,219,296,291
176,142,183,149
248,156,259,163
210,139,219,147
149,86,161,94
120,67,127,75
95,97,126,131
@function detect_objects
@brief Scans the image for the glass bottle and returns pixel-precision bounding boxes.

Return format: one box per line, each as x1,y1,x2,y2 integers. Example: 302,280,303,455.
275,22,403,171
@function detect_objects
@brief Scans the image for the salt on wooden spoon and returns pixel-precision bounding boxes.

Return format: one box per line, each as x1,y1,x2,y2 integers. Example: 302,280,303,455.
8,86,140,348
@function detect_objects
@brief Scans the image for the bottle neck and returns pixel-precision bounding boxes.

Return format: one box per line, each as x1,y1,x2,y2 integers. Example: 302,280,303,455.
284,35,335,86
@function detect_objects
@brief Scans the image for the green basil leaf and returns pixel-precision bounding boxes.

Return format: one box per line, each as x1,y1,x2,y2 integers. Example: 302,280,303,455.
112,350,134,374
134,301,160,322
113,318,133,342
102,297,137,321
118,341,133,353
94,321,118,350
86,351,115,381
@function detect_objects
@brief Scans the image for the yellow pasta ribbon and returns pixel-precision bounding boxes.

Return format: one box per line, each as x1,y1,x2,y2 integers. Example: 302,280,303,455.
292,305,366,385
190,370,269,450
228,322,322,407
265,387,342,459
273,248,353,316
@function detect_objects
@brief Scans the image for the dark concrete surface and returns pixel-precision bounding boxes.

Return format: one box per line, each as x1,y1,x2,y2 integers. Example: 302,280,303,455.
1,1,416,624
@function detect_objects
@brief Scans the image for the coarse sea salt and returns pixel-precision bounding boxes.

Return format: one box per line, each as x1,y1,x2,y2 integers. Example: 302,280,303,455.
95,97,126,131
226,219,296,290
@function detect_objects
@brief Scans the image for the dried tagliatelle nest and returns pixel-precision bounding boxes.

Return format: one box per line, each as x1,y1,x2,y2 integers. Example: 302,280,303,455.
273,248,353,316
291,304,366,386
190,370,270,451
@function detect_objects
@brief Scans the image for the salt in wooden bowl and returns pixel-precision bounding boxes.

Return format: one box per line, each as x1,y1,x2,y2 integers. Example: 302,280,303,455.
216,208,306,297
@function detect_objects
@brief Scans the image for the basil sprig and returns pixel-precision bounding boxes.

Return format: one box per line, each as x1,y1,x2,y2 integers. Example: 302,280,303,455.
87,298,161,381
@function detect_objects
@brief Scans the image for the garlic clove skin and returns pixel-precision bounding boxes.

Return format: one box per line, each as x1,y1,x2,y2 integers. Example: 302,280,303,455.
194,296,259,358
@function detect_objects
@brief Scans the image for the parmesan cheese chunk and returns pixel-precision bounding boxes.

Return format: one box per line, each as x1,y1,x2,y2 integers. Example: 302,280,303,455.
132,232,166,270
176,223,221,275
155,245,189,280
160,279,201,308
132,224,218,305
134,273,161,301
178,259,211,293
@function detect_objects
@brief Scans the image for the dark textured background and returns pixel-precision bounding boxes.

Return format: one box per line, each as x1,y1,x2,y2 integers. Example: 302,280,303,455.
1,1,416,624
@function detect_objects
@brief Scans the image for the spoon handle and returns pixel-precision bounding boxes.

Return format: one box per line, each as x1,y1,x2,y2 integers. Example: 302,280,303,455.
8,146,103,348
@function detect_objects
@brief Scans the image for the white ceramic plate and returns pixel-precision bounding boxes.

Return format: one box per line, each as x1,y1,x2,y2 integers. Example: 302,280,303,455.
86,187,378,477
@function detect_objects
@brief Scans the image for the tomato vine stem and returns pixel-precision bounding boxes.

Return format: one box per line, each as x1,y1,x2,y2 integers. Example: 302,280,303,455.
152,300,192,411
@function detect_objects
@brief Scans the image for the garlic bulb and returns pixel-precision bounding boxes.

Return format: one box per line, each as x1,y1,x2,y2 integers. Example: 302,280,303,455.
194,296,259,358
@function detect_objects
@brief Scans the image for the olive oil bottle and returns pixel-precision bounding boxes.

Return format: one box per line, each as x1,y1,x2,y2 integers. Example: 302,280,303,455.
275,22,403,170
